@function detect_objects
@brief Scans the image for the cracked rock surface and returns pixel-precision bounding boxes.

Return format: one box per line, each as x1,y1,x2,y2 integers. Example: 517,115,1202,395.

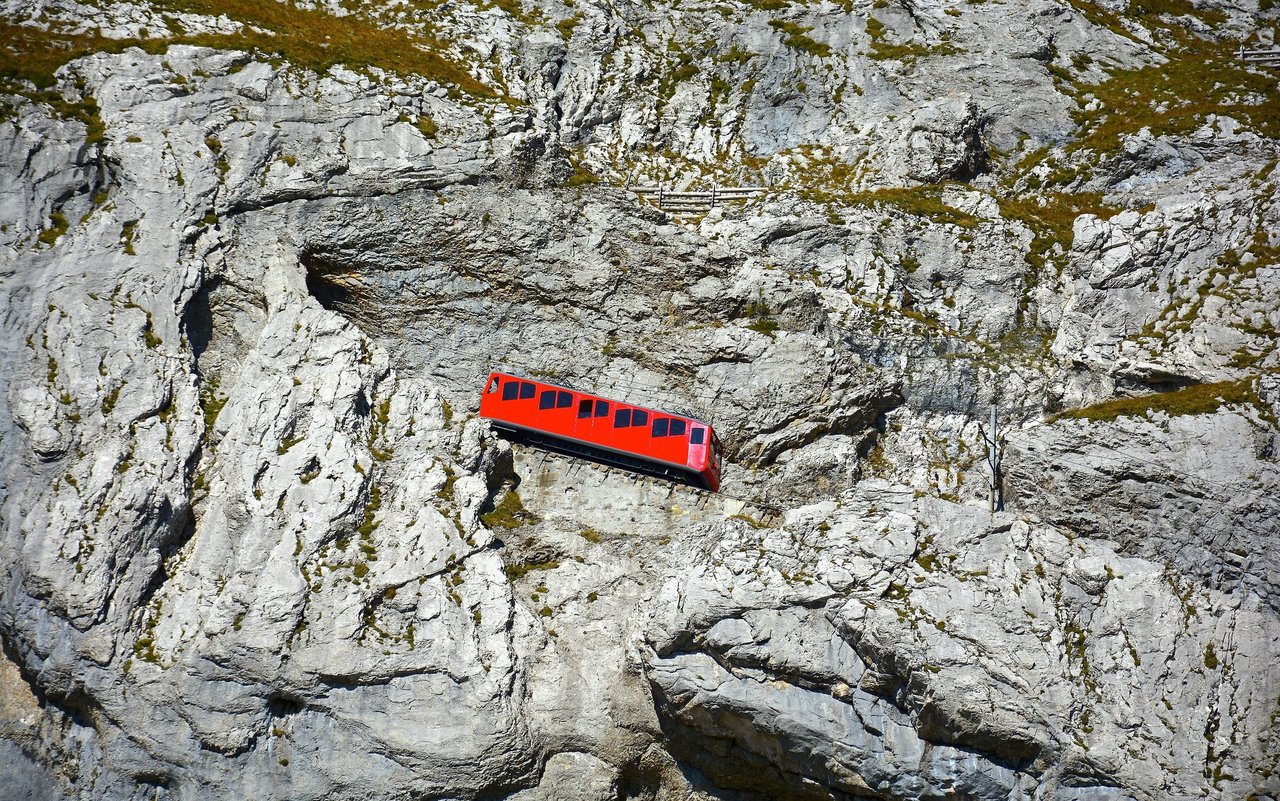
2,0,1279,799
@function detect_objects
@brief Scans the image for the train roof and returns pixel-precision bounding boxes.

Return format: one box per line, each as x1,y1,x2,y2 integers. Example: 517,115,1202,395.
486,371,714,429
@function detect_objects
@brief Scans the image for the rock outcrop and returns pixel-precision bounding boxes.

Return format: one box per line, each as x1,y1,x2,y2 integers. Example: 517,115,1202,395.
2,0,1278,799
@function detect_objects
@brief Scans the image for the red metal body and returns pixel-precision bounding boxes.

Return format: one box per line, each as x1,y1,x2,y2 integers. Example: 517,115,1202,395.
478,372,722,492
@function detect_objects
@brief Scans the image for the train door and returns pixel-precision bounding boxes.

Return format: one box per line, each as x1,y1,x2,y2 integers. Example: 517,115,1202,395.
496,376,539,427
649,416,688,468
536,387,575,437
574,396,612,449
612,406,650,458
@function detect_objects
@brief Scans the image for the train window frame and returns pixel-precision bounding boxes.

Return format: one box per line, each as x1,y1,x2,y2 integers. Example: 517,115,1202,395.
670,419,686,437
614,408,632,428
539,390,556,410
594,400,609,417
653,418,669,437
690,428,705,445
557,391,573,409
519,382,535,400
577,398,593,418
502,381,519,401
632,410,648,427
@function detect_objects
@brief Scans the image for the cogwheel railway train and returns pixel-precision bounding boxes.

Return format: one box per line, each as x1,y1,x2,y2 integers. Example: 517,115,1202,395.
479,371,723,492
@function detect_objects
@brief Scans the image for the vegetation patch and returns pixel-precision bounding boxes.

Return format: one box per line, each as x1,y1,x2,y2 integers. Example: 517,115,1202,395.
481,489,539,530
768,20,830,58
1048,2,1276,158
997,191,1121,271
743,298,779,337
860,17,952,62
1050,378,1265,424
846,186,981,229
199,375,227,435
38,211,69,246
504,559,559,579
0,3,494,102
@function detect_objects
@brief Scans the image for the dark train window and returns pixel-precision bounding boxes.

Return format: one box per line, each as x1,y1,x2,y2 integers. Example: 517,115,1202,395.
502,381,519,401
691,428,705,444
595,400,609,417
614,408,631,428
539,390,556,410
557,391,572,409
632,410,648,427
670,419,687,437
653,418,669,437
519,382,535,399
577,399,593,418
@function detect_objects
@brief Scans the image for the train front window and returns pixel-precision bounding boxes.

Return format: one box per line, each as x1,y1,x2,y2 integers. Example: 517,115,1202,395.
502,381,519,401
487,377,499,394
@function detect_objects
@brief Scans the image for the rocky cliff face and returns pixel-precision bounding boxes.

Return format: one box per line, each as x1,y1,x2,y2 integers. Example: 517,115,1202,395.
2,0,1279,799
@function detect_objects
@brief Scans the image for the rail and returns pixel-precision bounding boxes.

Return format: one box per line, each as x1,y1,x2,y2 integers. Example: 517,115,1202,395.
517,441,786,524
629,184,767,216
1239,43,1280,66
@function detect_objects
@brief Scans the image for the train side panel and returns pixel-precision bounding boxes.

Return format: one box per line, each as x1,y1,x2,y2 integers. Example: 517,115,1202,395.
480,372,720,491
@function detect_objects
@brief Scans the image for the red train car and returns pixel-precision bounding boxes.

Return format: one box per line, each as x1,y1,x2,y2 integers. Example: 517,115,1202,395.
479,372,723,492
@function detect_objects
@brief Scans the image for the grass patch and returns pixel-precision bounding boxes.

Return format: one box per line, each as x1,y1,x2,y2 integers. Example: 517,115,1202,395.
0,4,494,102
768,20,830,58
504,560,559,579
120,219,139,255
997,191,1122,273
481,489,539,530
1052,2,1277,156
743,297,780,337
199,375,227,436
822,185,982,229
555,15,580,40
864,17,959,62
38,211,69,246
1050,378,1265,424
563,161,599,188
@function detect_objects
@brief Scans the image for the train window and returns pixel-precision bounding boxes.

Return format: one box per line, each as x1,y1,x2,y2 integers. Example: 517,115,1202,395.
502,381,519,401
670,419,687,437
614,408,631,428
632,410,648,427
594,400,609,417
653,418,669,437
539,390,556,410
577,399,593,418
557,391,572,409
690,428,705,445
519,382,535,400
487,377,499,394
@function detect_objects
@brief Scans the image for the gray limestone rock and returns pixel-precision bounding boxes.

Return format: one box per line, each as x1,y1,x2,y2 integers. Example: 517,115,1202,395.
1,0,1279,799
